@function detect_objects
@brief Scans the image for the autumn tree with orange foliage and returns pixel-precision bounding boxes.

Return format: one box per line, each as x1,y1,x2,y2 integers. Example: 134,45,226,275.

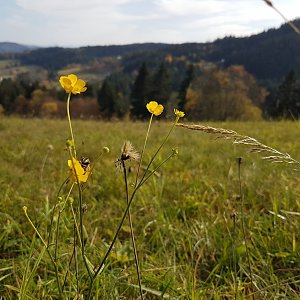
185,65,267,121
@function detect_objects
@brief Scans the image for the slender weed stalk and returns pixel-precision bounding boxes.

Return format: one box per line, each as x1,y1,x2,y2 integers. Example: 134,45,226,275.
233,213,238,300
237,157,254,295
121,156,143,300
23,206,63,298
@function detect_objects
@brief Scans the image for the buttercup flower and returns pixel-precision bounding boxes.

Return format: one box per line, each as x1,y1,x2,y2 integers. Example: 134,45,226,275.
146,101,164,116
174,108,185,118
59,74,87,94
68,157,91,183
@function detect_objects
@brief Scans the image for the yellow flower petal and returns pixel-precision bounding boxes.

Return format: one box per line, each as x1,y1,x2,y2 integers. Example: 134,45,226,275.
146,101,164,116
68,157,91,183
153,104,164,116
68,74,78,85
59,74,87,94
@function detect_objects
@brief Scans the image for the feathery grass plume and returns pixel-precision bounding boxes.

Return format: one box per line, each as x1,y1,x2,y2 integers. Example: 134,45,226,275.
262,0,300,36
176,123,300,169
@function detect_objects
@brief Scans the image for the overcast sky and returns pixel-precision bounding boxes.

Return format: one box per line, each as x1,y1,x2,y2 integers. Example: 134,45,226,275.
0,0,299,47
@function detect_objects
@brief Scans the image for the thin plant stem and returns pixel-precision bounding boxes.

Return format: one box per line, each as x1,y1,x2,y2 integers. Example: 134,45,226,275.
62,248,75,291
70,201,82,245
74,223,79,298
232,213,237,300
138,118,179,187
23,207,63,299
66,92,77,158
55,184,74,263
134,114,153,187
122,160,144,300
140,152,176,186
87,178,142,299
237,158,254,293
68,148,92,279
47,177,70,245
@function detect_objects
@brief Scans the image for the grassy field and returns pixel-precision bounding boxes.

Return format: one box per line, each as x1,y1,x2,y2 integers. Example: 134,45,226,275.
1,117,300,299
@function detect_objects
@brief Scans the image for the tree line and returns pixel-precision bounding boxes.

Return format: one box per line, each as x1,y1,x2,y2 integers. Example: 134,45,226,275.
0,61,300,120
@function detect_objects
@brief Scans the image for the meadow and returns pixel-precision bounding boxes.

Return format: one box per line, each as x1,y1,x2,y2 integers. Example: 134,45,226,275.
1,117,300,299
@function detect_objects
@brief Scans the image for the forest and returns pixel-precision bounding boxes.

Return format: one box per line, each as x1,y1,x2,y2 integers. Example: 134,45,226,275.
0,19,300,120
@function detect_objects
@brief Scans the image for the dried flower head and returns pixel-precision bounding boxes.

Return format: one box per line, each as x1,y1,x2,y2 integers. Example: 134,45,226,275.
121,140,140,161
59,74,87,94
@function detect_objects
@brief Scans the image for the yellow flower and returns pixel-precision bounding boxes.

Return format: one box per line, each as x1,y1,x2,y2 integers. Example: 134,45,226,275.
174,108,185,118
146,101,164,116
68,157,91,183
59,74,87,94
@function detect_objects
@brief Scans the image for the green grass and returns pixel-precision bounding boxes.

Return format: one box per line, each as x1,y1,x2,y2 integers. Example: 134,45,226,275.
1,117,300,299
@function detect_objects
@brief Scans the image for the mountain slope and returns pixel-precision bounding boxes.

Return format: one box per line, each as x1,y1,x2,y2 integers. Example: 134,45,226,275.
5,19,300,80
0,42,38,53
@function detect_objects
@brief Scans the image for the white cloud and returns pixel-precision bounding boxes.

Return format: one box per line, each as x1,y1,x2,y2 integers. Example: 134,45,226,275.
16,0,130,12
155,0,227,16
0,0,299,46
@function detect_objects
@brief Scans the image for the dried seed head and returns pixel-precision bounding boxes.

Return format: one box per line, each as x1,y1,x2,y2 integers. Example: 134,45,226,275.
121,141,140,162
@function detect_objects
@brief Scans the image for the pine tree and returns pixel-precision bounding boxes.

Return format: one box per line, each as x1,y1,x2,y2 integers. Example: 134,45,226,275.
97,79,116,119
0,78,18,114
275,70,300,119
131,62,151,119
149,62,171,106
178,64,195,111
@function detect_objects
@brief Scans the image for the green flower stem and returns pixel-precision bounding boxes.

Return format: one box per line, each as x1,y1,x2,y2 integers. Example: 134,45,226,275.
47,177,70,245
70,200,82,246
68,148,92,279
87,184,140,299
54,184,74,263
60,183,75,212
237,158,254,291
122,160,143,300
66,92,77,158
134,114,153,187
137,117,178,187
23,207,63,298
139,151,176,187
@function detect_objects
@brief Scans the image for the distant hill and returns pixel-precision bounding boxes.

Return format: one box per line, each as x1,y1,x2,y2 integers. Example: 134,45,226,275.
0,42,39,53
3,19,300,81
203,19,300,80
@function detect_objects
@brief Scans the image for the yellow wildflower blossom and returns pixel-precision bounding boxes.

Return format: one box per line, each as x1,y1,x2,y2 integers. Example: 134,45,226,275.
68,157,91,183
174,108,185,118
146,101,164,116
59,74,87,94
